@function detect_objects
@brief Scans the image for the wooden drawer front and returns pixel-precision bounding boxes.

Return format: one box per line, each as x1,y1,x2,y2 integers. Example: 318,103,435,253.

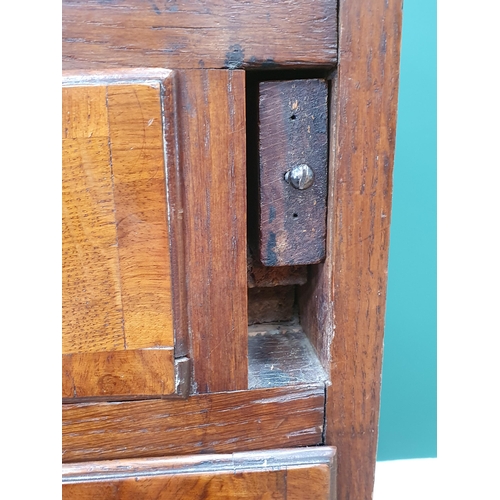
62,447,336,500
62,70,184,400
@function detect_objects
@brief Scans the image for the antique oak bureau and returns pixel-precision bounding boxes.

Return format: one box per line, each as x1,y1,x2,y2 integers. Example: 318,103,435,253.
62,1,403,498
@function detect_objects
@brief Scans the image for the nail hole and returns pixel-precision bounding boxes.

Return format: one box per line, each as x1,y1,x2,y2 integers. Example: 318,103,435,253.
290,114,296,120
292,213,298,219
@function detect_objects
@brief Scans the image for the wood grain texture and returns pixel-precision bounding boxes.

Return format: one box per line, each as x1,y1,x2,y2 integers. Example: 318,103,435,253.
62,349,175,399
248,325,328,389
63,448,336,500
258,79,328,266
63,71,185,399
62,0,337,71
63,132,124,353
299,1,403,498
247,249,307,288
178,70,248,393
107,83,174,349
62,384,325,462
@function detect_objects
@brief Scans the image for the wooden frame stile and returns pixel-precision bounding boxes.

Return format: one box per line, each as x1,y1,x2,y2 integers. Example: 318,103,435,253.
300,0,404,498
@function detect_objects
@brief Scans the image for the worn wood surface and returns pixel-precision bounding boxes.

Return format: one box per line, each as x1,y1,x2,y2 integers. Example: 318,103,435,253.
63,448,336,500
178,70,248,393
63,73,185,399
62,0,337,71
62,384,325,462
258,79,328,266
248,325,327,389
247,248,307,288
299,0,403,498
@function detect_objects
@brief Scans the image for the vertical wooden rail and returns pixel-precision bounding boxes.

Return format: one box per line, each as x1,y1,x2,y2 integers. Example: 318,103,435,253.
178,70,248,393
326,0,403,498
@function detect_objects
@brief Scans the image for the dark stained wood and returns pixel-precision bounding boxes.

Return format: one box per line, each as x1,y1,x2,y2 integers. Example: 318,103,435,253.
62,72,186,399
62,0,337,71
62,448,336,500
299,0,403,498
247,286,295,325
247,248,307,288
258,79,328,266
62,384,325,463
178,70,248,393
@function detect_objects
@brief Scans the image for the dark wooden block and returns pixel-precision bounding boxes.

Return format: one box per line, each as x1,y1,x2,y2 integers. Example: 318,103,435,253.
258,79,328,266
247,247,307,288
247,286,295,325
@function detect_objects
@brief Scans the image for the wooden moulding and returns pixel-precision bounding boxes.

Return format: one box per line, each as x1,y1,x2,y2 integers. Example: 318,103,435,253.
62,69,188,399
63,447,337,500
299,0,404,498
62,384,325,463
62,0,337,71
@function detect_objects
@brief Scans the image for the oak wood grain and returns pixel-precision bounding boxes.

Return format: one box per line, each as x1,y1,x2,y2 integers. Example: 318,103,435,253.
178,70,248,393
62,349,175,399
63,448,336,500
62,133,124,353
299,0,403,498
62,0,337,71
62,384,325,462
62,72,185,399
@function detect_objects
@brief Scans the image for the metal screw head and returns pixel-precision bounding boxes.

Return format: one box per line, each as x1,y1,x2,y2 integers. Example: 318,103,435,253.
284,164,314,190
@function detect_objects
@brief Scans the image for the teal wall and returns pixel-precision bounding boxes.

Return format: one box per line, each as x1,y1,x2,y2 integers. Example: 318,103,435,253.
377,0,437,460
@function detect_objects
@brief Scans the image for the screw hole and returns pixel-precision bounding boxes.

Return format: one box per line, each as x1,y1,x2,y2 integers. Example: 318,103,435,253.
292,213,298,219
290,114,296,120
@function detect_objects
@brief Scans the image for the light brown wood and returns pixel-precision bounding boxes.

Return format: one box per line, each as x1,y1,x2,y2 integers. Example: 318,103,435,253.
62,384,325,462
62,71,184,399
62,349,175,399
63,447,336,500
178,70,248,393
63,132,124,353
299,0,403,498
62,0,337,71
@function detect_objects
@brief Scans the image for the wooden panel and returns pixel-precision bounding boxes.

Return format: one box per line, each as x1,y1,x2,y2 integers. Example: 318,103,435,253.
287,464,335,500
106,83,173,349
62,71,184,399
62,384,325,462
299,0,403,498
62,133,124,353
62,0,337,71
178,70,247,393
62,349,174,399
63,447,336,500
258,79,328,266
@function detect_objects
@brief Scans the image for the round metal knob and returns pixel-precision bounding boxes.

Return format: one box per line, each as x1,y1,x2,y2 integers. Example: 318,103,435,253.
284,164,314,190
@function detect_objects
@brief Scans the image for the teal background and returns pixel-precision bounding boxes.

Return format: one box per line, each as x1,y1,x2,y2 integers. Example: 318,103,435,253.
377,0,437,460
